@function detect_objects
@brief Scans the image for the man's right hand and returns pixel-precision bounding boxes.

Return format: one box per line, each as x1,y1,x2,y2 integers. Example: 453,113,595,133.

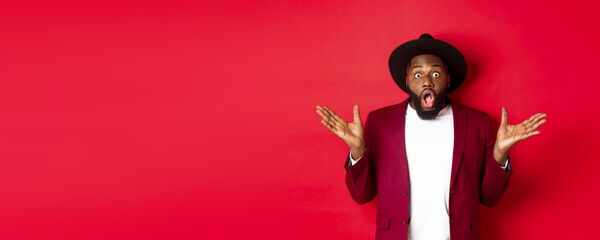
316,104,365,159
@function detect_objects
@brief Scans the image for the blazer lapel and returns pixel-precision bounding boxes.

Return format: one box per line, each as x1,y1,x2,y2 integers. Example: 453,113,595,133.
450,102,467,189
393,99,410,187
395,98,409,157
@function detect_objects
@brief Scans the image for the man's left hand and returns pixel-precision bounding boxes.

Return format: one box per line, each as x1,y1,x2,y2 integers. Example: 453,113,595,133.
493,107,547,165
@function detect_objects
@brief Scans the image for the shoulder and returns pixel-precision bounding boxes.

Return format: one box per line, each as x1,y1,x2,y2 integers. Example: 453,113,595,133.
452,101,490,123
371,102,405,114
367,101,407,120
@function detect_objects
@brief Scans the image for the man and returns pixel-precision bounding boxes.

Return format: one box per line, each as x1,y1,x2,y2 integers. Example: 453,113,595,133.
315,34,547,240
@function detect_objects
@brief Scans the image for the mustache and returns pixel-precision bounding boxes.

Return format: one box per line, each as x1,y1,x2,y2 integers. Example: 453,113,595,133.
419,88,435,97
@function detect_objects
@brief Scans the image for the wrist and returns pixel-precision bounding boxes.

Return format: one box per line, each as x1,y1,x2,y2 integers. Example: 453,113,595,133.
347,138,364,151
493,145,508,165
350,144,365,160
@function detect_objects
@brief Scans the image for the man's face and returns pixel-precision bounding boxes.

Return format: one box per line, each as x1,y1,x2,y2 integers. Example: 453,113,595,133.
405,54,450,120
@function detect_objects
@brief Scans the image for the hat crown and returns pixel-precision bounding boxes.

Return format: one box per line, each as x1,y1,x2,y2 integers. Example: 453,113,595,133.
419,33,434,39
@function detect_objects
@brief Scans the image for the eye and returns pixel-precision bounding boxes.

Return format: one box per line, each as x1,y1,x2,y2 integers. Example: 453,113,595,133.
414,73,422,78
432,72,440,77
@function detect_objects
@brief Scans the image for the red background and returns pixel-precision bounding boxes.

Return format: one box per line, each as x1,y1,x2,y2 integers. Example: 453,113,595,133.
1,0,599,239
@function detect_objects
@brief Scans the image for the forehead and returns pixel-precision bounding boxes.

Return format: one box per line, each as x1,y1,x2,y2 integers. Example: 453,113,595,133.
409,54,445,67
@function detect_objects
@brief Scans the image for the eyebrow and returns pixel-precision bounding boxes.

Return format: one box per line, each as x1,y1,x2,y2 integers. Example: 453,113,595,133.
411,64,443,69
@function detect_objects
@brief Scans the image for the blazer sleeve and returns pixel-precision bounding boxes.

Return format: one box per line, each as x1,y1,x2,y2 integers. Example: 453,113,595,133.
480,114,512,207
344,112,376,205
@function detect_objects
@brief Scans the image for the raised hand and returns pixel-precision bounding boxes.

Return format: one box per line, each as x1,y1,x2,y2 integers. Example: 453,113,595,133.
493,107,547,164
316,104,365,158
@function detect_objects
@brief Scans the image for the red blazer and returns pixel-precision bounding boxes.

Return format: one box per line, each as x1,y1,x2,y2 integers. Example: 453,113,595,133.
344,98,511,240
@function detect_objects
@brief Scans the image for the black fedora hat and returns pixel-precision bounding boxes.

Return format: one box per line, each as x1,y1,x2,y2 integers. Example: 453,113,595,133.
389,33,467,94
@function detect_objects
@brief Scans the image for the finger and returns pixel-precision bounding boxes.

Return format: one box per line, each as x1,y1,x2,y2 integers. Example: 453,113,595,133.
501,107,508,125
316,106,328,119
320,119,333,129
316,109,332,122
320,120,336,133
528,118,547,131
322,106,342,121
353,104,362,123
318,110,340,128
319,106,337,121
529,113,547,125
517,130,541,141
523,113,542,126
323,106,341,121
316,107,326,118
318,105,334,119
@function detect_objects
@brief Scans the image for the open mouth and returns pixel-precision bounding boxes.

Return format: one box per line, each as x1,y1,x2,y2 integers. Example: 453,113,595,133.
420,89,435,108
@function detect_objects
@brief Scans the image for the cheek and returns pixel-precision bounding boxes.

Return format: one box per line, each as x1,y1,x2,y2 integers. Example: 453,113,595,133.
408,81,421,91
406,78,415,88
433,79,446,88
438,77,450,88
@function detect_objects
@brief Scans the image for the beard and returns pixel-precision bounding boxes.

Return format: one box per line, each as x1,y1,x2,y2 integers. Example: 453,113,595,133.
408,87,448,120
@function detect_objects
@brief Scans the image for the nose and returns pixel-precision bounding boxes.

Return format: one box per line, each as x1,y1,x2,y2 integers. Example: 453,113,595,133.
422,76,433,89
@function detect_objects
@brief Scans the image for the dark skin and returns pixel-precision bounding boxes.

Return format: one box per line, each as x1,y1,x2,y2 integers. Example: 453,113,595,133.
406,54,450,110
316,54,547,166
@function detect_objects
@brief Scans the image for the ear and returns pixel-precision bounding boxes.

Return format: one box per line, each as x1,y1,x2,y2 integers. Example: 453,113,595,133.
446,75,451,88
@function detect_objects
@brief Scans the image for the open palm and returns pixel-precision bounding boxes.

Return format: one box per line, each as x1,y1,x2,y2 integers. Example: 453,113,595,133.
316,104,364,149
496,107,547,151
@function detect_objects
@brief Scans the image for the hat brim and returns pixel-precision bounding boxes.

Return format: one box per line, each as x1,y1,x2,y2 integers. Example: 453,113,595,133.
389,37,467,94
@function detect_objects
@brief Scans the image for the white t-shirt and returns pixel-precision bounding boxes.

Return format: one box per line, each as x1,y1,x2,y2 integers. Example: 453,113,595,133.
404,103,454,240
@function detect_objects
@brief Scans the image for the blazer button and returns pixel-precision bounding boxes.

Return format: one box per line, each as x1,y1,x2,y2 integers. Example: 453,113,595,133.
404,191,408,196
450,190,454,194
402,219,407,224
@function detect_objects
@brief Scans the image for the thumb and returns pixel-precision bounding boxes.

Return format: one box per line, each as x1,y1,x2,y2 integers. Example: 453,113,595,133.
353,104,362,123
501,107,508,126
